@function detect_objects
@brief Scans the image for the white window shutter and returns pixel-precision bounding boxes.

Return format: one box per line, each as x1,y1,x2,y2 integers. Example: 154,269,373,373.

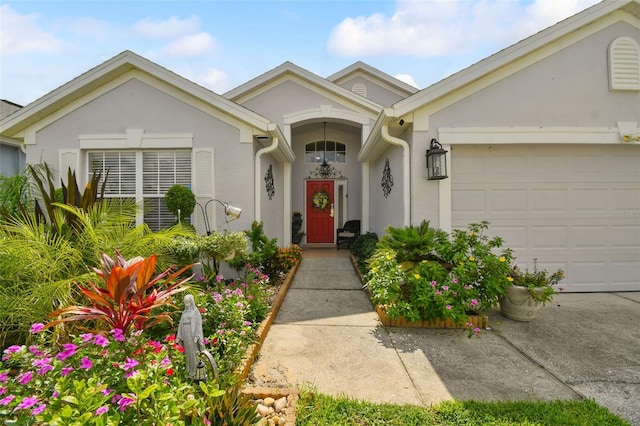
59,149,79,186
609,36,640,91
193,148,214,234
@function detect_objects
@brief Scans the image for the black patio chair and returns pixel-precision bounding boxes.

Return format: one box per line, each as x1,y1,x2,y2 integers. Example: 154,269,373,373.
336,220,361,250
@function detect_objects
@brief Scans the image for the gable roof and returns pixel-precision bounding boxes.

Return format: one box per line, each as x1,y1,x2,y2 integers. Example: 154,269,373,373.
327,61,419,97
394,0,640,117
360,0,640,161
0,50,285,142
223,61,383,115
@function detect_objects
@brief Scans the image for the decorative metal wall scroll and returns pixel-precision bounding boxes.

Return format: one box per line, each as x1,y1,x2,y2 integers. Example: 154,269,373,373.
265,164,275,200
381,158,394,198
306,160,345,179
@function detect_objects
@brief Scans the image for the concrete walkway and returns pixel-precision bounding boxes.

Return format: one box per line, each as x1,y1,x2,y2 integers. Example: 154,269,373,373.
248,248,640,425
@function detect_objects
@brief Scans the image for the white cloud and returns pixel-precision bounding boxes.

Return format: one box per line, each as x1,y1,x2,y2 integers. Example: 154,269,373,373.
130,15,201,38
199,68,231,94
327,0,600,58
0,4,64,55
161,32,217,57
394,73,419,89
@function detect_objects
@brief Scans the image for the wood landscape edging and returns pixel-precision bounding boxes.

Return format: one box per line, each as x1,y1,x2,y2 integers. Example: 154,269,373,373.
350,254,489,329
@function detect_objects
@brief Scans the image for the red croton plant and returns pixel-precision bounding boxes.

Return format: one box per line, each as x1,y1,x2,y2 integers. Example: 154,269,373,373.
46,251,193,334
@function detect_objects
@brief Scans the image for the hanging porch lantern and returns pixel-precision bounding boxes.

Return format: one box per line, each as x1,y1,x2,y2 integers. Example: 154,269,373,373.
425,138,448,180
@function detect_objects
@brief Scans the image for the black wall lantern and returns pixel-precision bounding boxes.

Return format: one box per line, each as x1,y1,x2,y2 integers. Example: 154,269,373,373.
425,138,448,180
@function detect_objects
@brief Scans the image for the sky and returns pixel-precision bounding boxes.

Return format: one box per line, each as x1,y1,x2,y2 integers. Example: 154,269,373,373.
1,0,601,107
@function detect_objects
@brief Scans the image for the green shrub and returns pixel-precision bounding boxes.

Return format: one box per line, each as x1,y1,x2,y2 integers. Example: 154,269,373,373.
364,221,513,336
164,184,196,223
350,232,378,273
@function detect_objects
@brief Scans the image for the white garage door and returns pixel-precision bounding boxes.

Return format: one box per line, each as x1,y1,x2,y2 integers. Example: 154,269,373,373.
452,144,640,292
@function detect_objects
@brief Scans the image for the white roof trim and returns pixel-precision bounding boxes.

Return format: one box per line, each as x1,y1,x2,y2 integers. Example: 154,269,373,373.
438,126,630,145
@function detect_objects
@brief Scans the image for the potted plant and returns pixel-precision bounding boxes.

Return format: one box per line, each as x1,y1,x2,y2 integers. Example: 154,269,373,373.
291,211,304,245
500,259,565,321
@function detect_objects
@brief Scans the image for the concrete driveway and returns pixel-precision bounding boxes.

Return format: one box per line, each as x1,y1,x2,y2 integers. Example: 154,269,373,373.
248,252,640,425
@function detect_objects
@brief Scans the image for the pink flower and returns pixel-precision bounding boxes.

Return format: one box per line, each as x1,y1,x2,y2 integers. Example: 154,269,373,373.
95,405,109,415
124,370,138,379
470,299,478,306
80,356,93,370
29,323,45,334
445,305,452,310
452,278,459,284
80,333,94,343
160,357,171,366
4,345,23,354
37,365,53,376
93,334,109,348
430,281,437,287
61,367,73,377
204,417,211,426
56,343,78,361
28,346,43,356
442,286,449,291
32,403,46,415
111,329,125,342
0,387,5,395
215,274,223,283
51,391,59,398
0,395,16,406
0,372,9,383
16,396,38,410
101,388,114,397
117,396,135,411
18,371,33,385
122,358,139,371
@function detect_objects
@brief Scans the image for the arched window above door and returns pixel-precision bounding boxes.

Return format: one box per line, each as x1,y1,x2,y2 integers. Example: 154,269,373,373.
305,141,346,164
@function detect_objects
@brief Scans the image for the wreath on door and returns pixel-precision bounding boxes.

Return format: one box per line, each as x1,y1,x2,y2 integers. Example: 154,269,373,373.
311,190,330,211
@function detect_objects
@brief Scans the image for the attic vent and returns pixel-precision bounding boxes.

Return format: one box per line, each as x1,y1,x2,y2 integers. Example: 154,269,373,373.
352,83,367,97
609,36,640,91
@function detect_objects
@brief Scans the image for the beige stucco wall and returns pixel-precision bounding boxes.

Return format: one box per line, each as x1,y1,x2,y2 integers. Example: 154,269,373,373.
369,141,405,235
334,75,407,107
259,152,285,244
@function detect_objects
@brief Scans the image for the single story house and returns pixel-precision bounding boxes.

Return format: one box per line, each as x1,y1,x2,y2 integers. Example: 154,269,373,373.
1,0,638,291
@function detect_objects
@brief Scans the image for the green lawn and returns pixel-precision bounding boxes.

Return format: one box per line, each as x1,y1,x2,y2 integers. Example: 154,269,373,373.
295,390,630,426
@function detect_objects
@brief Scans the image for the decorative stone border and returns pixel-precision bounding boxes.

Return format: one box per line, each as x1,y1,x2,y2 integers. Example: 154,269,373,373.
351,254,490,330
241,388,298,426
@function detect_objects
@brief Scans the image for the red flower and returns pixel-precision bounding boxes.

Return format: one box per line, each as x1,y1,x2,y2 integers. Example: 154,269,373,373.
166,368,174,376
165,334,176,343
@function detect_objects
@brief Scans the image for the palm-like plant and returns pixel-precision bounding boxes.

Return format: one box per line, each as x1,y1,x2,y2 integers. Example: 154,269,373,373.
46,251,192,334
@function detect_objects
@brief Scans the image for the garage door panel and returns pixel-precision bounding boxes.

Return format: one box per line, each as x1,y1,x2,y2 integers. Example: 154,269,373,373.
492,189,527,212
452,145,640,292
533,226,569,248
452,190,485,212
572,225,608,247
533,189,568,212
610,225,640,248
611,189,640,209
571,188,608,212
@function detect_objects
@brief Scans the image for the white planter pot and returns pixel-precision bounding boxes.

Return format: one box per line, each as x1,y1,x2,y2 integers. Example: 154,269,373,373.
499,285,544,322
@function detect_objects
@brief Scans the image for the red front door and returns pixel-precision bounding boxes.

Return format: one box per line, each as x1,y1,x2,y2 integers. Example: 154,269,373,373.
306,180,334,243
